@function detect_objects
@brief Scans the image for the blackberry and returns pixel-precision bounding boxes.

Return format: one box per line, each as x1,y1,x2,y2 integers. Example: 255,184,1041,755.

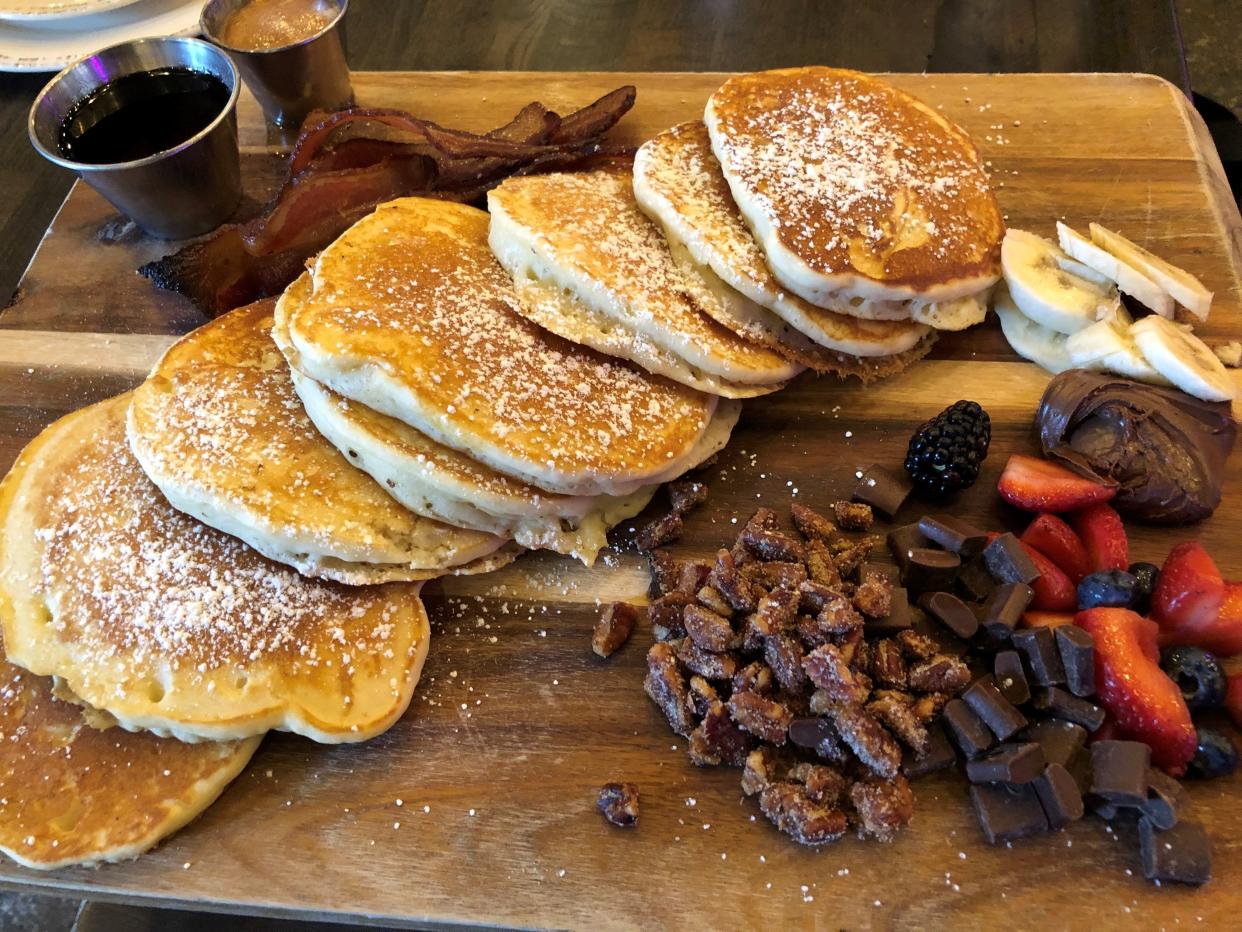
904,400,991,498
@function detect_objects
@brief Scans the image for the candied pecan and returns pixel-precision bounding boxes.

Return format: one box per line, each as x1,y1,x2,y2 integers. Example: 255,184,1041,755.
798,579,841,614
676,639,739,680
636,512,683,552
709,548,759,612
788,762,849,807
677,560,713,595
834,537,880,578
690,700,754,767
732,661,774,697
688,675,719,717
759,782,848,846
790,503,838,543
840,629,867,670
742,747,778,796
727,691,793,745
649,591,693,641
730,539,755,568
869,639,908,688
741,506,780,536
754,586,799,636
833,501,874,531
832,705,902,779
695,585,733,617
688,728,719,766
738,613,765,652
597,782,639,827
647,548,683,596
802,644,869,705
751,561,808,591
764,632,808,692
805,539,842,588
795,613,832,650
852,578,893,619
740,528,806,564
668,479,709,514
816,591,863,634
683,603,735,653
644,642,694,736
910,691,951,723
895,629,938,661
867,691,930,754
592,602,638,658
907,655,972,694
850,776,914,842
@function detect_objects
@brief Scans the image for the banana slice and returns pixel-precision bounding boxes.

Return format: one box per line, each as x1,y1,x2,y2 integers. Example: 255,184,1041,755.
1056,222,1173,317
1065,313,1170,385
908,292,989,331
1090,223,1213,321
1131,315,1236,401
994,283,1073,373
1001,229,1120,334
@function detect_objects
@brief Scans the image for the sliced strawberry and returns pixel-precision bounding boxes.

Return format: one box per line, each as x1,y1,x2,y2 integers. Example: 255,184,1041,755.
1076,607,1196,775
997,455,1116,513
1020,513,1092,584
1021,611,1075,629
1018,540,1077,611
1226,668,1242,730
1152,542,1225,648
1069,503,1129,573
1162,580,1242,657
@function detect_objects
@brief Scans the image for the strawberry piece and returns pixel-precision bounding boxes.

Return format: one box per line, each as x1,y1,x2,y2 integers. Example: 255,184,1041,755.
1152,542,1226,649
1076,608,1196,775
1161,580,1242,657
997,455,1116,513
1226,668,1242,730
1020,513,1092,584
1018,540,1077,611
1069,503,1129,573
1021,611,1075,629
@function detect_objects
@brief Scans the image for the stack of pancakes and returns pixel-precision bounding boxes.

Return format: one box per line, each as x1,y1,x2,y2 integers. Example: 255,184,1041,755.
0,66,1001,869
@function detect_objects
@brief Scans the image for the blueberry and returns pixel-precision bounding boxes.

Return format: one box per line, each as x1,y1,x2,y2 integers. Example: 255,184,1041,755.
1160,646,1226,711
1187,727,1238,779
1077,570,1139,610
1128,562,1160,614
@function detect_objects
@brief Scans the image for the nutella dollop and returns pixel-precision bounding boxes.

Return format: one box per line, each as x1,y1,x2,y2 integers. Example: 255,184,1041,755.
1037,370,1237,524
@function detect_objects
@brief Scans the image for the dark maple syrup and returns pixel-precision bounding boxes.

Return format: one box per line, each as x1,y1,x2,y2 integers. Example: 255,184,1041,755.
56,67,230,165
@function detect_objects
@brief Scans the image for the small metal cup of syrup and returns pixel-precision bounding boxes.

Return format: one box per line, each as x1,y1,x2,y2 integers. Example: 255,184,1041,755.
28,36,241,240
201,0,353,130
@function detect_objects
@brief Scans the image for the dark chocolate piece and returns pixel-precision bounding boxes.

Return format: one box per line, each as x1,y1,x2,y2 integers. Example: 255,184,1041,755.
983,532,1041,585
918,590,978,639
902,722,957,777
969,782,1049,844
1020,719,1088,769
962,676,1028,741
1034,763,1084,829
1141,769,1188,831
902,548,961,593
993,650,1031,705
965,742,1046,785
860,562,900,587
981,583,1033,639
1054,624,1095,697
852,465,912,518
864,586,911,635
918,514,988,558
1032,687,1106,732
943,698,994,759
1012,627,1067,687
886,523,930,572
955,557,996,602
1139,818,1212,885
788,716,836,750
1090,740,1151,804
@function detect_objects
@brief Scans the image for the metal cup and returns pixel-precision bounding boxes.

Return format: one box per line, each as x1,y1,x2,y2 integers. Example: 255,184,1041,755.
28,36,242,240
201,0,353,130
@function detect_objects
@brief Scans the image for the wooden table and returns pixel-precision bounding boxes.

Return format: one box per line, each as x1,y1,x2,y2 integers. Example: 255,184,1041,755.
0,70,1238,929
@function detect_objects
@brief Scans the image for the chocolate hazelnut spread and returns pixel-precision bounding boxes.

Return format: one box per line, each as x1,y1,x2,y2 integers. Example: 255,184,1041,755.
1037,370,1237,524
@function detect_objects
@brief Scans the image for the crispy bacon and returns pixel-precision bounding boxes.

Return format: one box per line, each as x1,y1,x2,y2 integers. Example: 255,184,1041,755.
139,87,636,318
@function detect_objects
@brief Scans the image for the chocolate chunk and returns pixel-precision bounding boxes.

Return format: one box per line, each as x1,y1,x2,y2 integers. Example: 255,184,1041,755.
1034,763,1085,829
864,586,911,635
969,782,1049,844
1090,740,1151,805
1139,818,1212,885
1142,769,1188,831
1054,624,1095,697
903,548,961,593
903,722,958,777
1012,626,1067,686
993,650,1031,705
886,523,930,571
919,590,978,639
955,557,996,602
962,676,1028,741
1032,687,1105,732
983,532,1041,585
981,583,1033,639
1020,719,1088,769
943,698,994,758
788,715,837,750
966,742,1046,784
851,466,912,518
918,514,988,558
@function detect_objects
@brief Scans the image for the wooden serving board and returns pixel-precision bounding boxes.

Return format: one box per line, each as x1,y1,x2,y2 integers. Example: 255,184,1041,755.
0,72,1240,929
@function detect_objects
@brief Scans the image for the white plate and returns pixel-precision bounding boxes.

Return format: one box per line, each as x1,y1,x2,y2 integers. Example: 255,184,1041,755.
0,0,202,72
0,0,142,23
